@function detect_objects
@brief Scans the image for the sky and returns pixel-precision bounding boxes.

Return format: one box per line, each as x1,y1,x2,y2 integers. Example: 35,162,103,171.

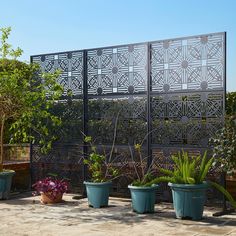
0,0,235,91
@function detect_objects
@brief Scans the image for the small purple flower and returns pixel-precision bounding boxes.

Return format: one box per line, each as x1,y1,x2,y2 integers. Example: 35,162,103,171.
32,177,69,199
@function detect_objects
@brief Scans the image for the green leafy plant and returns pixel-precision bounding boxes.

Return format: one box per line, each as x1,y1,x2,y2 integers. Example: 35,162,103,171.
210,116,236,175
83,136,119,182
129,136,156,187
226,92,236,116
0,27,63,171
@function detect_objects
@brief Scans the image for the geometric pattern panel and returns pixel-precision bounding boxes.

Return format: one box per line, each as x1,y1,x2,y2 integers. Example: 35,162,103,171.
151,118,223,147
51,99,84,142
31,144,84,192
87,44,147,95
88,96,147,145
31,51,84,96
88,96,147,120
151,33,224,92
31,32,225,198
151,91,224,121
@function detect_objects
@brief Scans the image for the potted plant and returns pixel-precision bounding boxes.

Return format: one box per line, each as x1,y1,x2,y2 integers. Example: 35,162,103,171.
128,143,159,214
0,27,63,199
33,176,69,204
149,150,236,220
83,136,120,208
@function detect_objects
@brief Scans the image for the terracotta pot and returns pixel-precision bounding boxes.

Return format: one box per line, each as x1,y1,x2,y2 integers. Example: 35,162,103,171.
40,192,63,204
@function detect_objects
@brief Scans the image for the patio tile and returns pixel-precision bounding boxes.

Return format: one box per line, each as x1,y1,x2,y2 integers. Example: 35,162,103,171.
0,194,235,236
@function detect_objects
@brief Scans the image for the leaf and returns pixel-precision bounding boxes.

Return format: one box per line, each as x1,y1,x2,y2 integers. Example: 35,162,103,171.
209,181,236,209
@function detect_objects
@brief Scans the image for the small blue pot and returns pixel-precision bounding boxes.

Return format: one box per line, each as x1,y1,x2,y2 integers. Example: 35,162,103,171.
0,170,15,200
168,182,208,220
84,181,112,208
128,185,159,214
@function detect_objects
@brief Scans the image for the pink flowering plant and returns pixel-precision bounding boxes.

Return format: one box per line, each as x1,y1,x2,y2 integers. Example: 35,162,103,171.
32,176,69,199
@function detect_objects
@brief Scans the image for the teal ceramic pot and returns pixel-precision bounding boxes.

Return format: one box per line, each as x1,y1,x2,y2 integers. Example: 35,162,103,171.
84,181,112,208
0,170,15,200
128,185,159,214
168,182,209,220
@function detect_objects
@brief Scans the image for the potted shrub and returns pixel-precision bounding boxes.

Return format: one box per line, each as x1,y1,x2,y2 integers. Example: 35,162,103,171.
33,176,69,204
128,143,159,214
211,115,236,196
83,136,120,208
0,27,63,199
150,150,236,220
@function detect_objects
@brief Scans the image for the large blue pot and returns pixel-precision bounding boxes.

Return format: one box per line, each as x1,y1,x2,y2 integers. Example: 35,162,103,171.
84,181,112,208
168,182,208,220
128,185,159,214
0,170,15,200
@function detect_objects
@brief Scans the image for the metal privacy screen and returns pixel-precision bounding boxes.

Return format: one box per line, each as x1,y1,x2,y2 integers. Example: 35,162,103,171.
31,32,226,197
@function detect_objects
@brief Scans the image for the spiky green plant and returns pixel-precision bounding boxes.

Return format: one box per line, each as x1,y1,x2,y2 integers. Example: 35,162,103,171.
149,151,213,185
148,150,236,209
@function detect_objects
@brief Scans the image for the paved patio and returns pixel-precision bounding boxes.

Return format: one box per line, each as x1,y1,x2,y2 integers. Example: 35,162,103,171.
0,193,236,236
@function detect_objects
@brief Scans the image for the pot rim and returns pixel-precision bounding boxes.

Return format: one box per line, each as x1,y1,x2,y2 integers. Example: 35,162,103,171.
83,181,112,186
128,184,159,190
168,181,208,189
0,170,15,176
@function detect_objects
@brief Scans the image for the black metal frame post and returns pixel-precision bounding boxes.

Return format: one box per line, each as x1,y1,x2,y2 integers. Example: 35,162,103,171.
82,50,88,196
147,43,152,168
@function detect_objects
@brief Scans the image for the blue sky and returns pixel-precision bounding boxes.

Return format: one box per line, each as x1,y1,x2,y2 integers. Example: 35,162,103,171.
0,0,235,91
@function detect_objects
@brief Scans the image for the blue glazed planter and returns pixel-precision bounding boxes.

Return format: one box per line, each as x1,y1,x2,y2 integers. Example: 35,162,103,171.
168,182,208,220
0,170,15,200
128,185,159,214
84,181,112,208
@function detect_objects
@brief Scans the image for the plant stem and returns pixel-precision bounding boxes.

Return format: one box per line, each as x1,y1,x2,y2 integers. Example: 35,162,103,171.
105,110,120,179
129,144,140,181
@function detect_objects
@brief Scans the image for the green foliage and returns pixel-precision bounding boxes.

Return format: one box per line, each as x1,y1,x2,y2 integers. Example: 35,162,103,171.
210,117,236,175
83,136,119,182
226,92,236,116
130,140,156,187
132,173,155,187
0,27,63,169
209,181,236,209
150,150,213,185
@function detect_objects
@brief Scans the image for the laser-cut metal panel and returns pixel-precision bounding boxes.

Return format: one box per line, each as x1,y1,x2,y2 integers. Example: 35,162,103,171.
87,44,147,95
150,33,225,148
31,144,84,191
151,33,224,92
31,51,84,96
30,32,225,197
51,99,83,142
151,91,224,121
88,96,147,145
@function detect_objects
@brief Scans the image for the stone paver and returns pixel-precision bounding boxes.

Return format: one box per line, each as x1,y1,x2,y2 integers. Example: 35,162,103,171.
0,193,236,236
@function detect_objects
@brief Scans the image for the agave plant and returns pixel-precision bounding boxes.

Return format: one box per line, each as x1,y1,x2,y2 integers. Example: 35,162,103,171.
149,150,236,208
152,151,213,185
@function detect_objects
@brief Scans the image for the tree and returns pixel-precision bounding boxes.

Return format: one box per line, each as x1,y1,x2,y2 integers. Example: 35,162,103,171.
0,27,63,171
